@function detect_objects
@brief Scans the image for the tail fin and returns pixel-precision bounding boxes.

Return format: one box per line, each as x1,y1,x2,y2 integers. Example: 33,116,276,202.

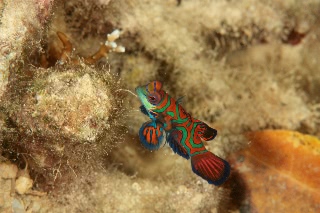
191,151,230,185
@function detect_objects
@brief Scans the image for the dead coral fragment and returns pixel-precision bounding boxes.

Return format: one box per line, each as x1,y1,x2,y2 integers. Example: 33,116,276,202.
0,162,18,179
229,130,320,212
15,176,33,195
0,160,48,212
53,29,125,66
244,130,320,188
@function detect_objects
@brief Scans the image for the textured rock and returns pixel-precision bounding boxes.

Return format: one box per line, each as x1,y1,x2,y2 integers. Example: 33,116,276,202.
0,0,52,98
0,162,18,179
15,176,34,195
12,67,114,141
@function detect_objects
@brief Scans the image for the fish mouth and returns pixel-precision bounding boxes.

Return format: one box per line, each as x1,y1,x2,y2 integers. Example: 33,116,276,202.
135,86,145,95
135,87,145,100
135,86,156,112
136,86,152,100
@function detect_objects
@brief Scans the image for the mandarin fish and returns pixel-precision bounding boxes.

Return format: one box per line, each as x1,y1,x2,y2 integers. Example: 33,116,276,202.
136,81,230,185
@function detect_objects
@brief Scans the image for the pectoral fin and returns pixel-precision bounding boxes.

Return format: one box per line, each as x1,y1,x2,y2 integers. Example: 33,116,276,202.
139,120,164,150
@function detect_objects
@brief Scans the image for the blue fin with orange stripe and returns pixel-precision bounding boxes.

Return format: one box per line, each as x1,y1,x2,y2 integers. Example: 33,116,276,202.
166,130,189,159
139,120,164,150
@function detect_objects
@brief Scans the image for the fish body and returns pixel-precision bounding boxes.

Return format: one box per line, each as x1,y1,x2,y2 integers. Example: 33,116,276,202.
136,81,230,185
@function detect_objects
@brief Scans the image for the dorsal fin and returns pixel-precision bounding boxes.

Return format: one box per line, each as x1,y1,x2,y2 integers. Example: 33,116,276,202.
176,96,184,104
198,122,217,141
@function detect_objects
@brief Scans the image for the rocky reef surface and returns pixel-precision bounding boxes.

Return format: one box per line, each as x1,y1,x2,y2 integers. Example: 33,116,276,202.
0,0,320,212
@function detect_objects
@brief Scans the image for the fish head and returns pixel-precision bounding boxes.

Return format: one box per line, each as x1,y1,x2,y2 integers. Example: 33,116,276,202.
136,81,164,115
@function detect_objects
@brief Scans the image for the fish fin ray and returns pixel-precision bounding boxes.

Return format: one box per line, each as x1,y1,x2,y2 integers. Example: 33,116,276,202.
139,120,164,150
191,151,230,185
167,130,189,159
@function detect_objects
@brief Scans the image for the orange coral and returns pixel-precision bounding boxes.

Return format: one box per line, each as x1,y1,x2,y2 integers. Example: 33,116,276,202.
229,130,320,212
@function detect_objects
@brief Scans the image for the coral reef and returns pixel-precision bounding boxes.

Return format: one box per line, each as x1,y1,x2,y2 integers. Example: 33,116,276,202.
0,0,320,212
1,63,126,192
0,0,47,98
1,0,127,195
9,67,116,141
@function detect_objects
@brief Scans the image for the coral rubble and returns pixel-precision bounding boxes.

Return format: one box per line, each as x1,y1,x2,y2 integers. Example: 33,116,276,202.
0,0,46,98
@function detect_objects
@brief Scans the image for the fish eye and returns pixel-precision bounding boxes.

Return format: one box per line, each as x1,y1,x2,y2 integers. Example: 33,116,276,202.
147,93,161,105
148,96,156,101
